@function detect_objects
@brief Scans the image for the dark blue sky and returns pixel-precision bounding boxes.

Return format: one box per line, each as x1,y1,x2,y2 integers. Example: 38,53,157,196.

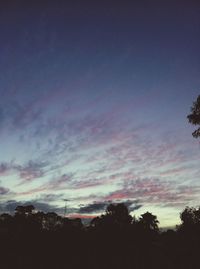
0,1,200,226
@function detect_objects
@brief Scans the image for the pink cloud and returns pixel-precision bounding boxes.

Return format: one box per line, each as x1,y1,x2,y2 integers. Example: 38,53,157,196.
102,177,198,207
160,167,189,176
18,173,73,196
67,213,97,219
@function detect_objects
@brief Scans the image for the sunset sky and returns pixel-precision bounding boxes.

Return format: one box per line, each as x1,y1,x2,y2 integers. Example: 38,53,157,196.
0,1,200,227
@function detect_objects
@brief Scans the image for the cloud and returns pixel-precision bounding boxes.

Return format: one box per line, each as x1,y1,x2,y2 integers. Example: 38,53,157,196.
0,186,9,195
7,100,42,130
0,200,61,214
38,193,64,202
130,204,142,211
1,86,199,228
159,167,189,176
0,160,53,192
102,177,199,207
16,160,48,184
78,202,108,214
69,178,105,189
0,196,142,219
18,173,74,196
77,200,142,214
0,160,49,184
0,163,9,175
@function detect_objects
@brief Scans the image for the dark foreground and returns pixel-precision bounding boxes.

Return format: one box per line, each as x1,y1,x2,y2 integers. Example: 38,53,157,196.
1,204,200,269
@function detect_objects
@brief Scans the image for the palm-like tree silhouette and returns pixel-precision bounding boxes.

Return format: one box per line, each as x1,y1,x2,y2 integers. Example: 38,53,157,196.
139,211,159,232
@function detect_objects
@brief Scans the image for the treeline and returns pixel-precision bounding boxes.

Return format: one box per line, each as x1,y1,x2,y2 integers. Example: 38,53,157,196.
1,203,200,269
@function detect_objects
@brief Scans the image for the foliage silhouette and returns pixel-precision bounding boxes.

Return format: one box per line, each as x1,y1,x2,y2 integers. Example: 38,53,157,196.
1,203,200,269
90,203,132,230
187,95,200,138
139,211,159,232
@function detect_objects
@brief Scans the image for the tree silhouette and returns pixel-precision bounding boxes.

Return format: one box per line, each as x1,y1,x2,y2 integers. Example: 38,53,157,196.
187,95,200,138
90,203,133,229
106,203,133,225
139,211,159,232
14,205,43,233
44,212,62,231
2,203,200,269
15,205,35,216
0,213,13,229
179,206,200,233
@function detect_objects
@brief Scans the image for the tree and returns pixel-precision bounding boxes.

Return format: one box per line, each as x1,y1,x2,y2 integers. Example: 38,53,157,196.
43,212,61,231
15,205,35,216
187,95,200,138
14,205,40,232
139,212,159,232
90,203,132,229
105,203,133,226
179,206,200,230
0,213,13,229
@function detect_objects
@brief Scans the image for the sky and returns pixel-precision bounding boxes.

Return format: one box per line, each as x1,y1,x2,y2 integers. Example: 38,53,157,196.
0,0,200,227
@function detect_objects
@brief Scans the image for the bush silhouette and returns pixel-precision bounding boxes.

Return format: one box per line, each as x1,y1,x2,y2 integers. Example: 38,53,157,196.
1,203,200,269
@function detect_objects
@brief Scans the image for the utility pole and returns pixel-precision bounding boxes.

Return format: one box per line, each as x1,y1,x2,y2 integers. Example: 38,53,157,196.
63,199,69,217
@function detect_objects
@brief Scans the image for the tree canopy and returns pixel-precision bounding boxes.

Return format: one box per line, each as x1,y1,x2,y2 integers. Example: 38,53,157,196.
1,204,200,269
187,95,200,138
139,211,159,232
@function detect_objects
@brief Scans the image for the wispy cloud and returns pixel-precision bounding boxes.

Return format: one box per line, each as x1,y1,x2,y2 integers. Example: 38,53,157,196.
0,160,49,185
1,85,200,228
102,177,199,207
16,160,48,185
18,173,74,196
